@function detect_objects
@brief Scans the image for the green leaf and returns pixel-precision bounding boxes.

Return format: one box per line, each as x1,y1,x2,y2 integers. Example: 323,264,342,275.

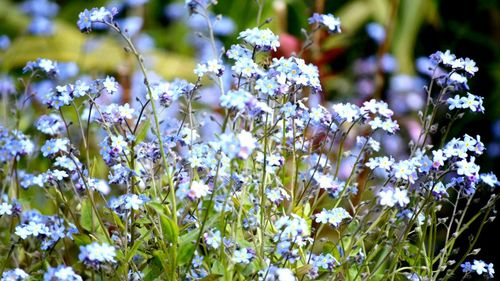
152,250,169,272
80,199,95,232
147,201,168,215
160,215,179,244
135,119,150,143
211,261,225,276
124,229,151,263
72,233,91,246
199,274,223,281
143,254,164,281
110,211,125,231
177,242,196,266
296,265,313,278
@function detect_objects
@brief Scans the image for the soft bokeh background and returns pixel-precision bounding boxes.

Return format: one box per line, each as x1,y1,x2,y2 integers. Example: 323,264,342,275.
1,0,499,278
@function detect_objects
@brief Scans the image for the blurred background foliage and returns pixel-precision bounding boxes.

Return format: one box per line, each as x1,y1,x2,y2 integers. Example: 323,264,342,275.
1,0,499,277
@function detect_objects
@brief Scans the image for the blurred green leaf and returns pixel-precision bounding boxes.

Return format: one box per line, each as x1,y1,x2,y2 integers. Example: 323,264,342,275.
323,0,387,50
0,1,195,80
392,0,434,74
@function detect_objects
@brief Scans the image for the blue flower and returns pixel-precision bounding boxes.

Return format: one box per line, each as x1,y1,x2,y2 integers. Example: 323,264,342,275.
332,103,361,123
255,76,280,96
226,44,252,60
77,7,116,33
274,214,310,246
77,9,92,32
219,89,253,111
21,0,59,18
462,260,495,278
0,35,10,50
266,187,290,205
365,22,385,44
463,58,478,76
108,194,150,216
192,254,204,268
310,253,338,271
36,114,65,135
41,138,69,158
231,57,262,77
204,229,222,249
0,126,34,163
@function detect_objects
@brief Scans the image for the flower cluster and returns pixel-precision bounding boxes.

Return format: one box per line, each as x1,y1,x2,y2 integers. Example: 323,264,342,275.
308,13,342,33
1,268,29,281
461,260,495,279
14,211,77,250
77,7,116,32
108,193,150,216
314,207,351,228
21,0,59,35
23,58,58,76
78,242,117,269
43,265,83,281
238,27,280,51
0,2,496,281
0,126,34,163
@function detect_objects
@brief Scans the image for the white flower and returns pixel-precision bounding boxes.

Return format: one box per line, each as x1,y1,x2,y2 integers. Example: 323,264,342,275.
463,58,478,75
189,180,211,199
378,156,394,171
432,149,447,167
0,202,12,215
275,268,296,281
480,173,498,187
440,50,456,66
319,14,341,33
103,76,118,94
471,260,487,275
332,103,360,122
447,95,461,110
378,189,395,207
27,221,48,236
449,73,467,84
15,225,30,239
456,157,479,177
393,188,410,207
38,58,56,72
237,130,257,159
